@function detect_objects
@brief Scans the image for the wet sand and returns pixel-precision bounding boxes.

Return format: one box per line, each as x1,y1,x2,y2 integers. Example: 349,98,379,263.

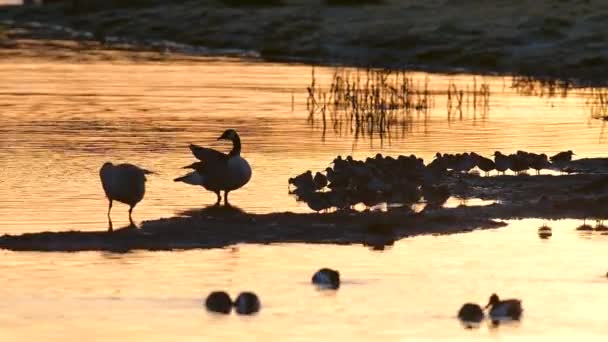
1,0,608,84
2,158,607,252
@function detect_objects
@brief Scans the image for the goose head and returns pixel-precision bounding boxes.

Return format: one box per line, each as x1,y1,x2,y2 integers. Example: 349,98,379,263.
217,129,242,156
100,162,115,178
218,129,239,142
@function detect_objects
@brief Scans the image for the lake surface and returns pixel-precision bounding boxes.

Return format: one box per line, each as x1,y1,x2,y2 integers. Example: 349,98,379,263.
1,54,608,341
1,57,606,232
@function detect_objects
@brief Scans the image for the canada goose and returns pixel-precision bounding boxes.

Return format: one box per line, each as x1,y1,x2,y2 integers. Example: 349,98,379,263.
233,292,261,315
205,291,232,314
174,129,252,205
99,162,153,231
485,293,523,320
458,303,484,325
312,268,340,289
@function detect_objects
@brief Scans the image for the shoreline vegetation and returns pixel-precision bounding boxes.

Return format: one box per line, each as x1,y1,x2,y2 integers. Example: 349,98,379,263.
0,0,607,85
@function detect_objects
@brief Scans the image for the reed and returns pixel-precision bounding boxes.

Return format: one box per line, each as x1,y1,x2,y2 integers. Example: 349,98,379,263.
446,77,490,119
586,88,608,121
511,76,571,98
306,67,432,140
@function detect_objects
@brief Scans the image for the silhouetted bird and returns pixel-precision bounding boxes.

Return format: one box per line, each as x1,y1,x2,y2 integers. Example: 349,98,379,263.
550,150,575,164
485,293,523,320
289,170,315,190
529,153,550,175
538,224,552,239
205,291,232,314
458,303,484,325
174,129,252,205
99,162,153,231
313,171,328,190
312,268,340,289
234,292,261,315
509,153,529,175
493,151,511,175
472,152,495,176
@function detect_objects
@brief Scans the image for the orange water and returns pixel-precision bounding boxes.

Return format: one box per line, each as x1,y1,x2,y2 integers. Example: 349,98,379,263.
1,57,607,341
0,58,605,232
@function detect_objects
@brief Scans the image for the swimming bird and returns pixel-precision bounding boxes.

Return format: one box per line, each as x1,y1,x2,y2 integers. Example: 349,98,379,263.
538,224,552,239
312,268,340,289
485,293,523,320
233,292,261,315
205,291,232,314
458,303,484,325
174,129,252,205
99,162,153,231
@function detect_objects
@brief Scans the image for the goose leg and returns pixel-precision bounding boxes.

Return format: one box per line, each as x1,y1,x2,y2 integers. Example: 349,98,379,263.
224,191,230,205
107,200,113,232
129,206,135,227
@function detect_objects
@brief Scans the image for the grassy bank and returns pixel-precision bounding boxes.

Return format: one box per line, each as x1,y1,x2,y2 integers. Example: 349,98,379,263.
1,0,607,83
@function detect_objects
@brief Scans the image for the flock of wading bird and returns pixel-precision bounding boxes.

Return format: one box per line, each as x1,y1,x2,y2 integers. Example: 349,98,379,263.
289,150,575,212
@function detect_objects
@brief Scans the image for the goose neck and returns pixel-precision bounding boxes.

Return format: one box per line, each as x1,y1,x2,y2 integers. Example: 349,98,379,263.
229,134,241,156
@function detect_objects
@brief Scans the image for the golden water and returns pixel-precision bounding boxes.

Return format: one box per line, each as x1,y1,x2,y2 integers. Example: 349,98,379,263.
0,56,607,341
0,58,605,231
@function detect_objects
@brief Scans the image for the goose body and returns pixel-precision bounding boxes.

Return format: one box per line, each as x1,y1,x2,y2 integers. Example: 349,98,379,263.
99,162,153,230
175,129,252,205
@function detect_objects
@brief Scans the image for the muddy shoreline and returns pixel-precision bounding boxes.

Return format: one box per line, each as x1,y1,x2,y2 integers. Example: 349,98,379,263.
1,1,608,85
2,158,608,252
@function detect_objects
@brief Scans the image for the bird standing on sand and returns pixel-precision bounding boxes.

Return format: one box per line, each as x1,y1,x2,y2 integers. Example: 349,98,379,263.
472,152,495,176
174,129,252,205
99,162,154,231
550,150,575,164
493,151,511,175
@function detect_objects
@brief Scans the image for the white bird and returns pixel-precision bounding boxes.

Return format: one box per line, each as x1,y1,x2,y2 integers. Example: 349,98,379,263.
174,129,252,205
99,162,154,231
